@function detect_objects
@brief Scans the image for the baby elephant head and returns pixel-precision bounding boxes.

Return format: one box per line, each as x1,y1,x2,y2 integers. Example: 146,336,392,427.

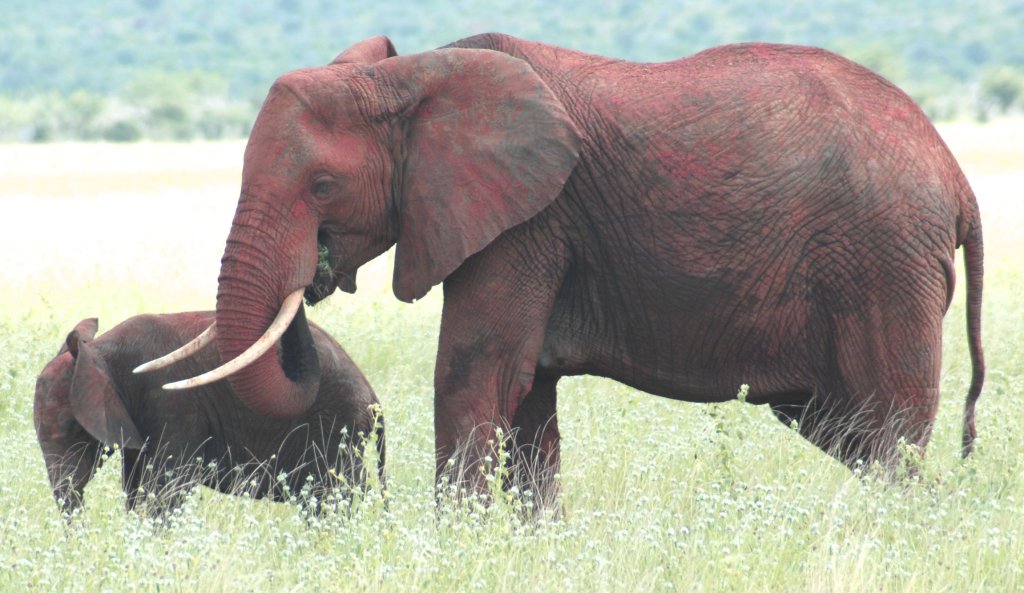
34,318,144,514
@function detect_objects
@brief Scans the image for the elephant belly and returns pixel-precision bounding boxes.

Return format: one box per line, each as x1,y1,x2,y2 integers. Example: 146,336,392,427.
537,262,819,404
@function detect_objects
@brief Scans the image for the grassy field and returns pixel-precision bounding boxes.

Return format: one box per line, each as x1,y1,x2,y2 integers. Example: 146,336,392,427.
0,121,1022,592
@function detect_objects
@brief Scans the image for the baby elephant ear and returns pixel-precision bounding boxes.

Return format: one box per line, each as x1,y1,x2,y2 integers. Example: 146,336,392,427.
63,318,98,358
69,344,144,450
331,35,397,64
375,48,581,302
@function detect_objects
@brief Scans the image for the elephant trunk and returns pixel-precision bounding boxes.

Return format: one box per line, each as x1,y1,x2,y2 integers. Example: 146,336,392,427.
215,194,320,418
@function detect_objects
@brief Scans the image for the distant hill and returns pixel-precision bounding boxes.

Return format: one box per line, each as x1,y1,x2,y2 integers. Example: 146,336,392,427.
2,0,1022,140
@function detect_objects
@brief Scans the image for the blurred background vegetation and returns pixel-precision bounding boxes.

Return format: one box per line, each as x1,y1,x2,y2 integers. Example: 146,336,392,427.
2,0,1023,142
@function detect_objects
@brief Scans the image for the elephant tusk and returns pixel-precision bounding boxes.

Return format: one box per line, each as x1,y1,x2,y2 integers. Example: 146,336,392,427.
162,288,305,391
133,323,217,374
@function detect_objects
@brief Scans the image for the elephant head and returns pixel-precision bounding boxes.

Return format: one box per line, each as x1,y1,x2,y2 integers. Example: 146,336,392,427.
34,319,144,512
181,36,579,418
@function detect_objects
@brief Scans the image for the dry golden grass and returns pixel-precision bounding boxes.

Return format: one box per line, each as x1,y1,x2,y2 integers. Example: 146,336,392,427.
0,139,398,318
937,120,1024,271
0,141,244,196
937,118,1024,175
0,143,243,318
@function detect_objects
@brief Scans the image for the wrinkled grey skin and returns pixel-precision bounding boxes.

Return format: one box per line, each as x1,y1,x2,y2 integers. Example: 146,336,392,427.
207,34,983,508
34,310,383,517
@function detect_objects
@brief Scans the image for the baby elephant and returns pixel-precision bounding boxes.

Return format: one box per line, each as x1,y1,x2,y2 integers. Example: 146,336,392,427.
34,310,383,517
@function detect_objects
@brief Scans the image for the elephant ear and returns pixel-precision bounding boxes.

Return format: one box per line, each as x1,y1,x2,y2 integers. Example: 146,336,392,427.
331,35,397,64
371,48,581,302
69,343,144,450
62,318,98,357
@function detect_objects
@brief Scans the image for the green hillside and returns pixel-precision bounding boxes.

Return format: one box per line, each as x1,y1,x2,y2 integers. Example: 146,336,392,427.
2,0,1023,141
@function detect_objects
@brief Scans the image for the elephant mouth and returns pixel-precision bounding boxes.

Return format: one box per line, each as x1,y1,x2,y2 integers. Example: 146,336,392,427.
305,236,356,305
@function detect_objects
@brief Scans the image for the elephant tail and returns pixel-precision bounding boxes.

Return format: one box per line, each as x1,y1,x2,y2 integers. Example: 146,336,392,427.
960,215,985,458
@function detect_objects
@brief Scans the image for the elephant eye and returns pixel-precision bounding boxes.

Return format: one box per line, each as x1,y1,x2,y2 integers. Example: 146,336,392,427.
312,178,333,198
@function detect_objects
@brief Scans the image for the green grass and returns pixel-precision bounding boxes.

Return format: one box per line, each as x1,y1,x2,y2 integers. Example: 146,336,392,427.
0,136,1022,592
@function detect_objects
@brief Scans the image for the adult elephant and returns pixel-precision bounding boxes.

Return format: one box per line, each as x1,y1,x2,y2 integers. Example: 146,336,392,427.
156,34,984,503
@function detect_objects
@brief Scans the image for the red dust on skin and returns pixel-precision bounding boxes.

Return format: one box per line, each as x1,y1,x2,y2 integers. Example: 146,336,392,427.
205,33,983,505
34,311,382,516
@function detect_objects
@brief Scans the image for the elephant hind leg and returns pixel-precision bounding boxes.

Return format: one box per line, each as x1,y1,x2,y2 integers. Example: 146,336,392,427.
794,285,945,472
771,388,939,471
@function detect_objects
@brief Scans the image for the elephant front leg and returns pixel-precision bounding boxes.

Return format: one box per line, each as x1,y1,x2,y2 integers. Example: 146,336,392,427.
47,440,101,518
121,448,194,519
121,448,146,512
433,350,544,507
432,246,565,510
434,370,562,513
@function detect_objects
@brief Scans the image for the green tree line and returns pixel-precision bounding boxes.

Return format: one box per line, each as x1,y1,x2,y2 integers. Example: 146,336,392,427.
2,0,1023,142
